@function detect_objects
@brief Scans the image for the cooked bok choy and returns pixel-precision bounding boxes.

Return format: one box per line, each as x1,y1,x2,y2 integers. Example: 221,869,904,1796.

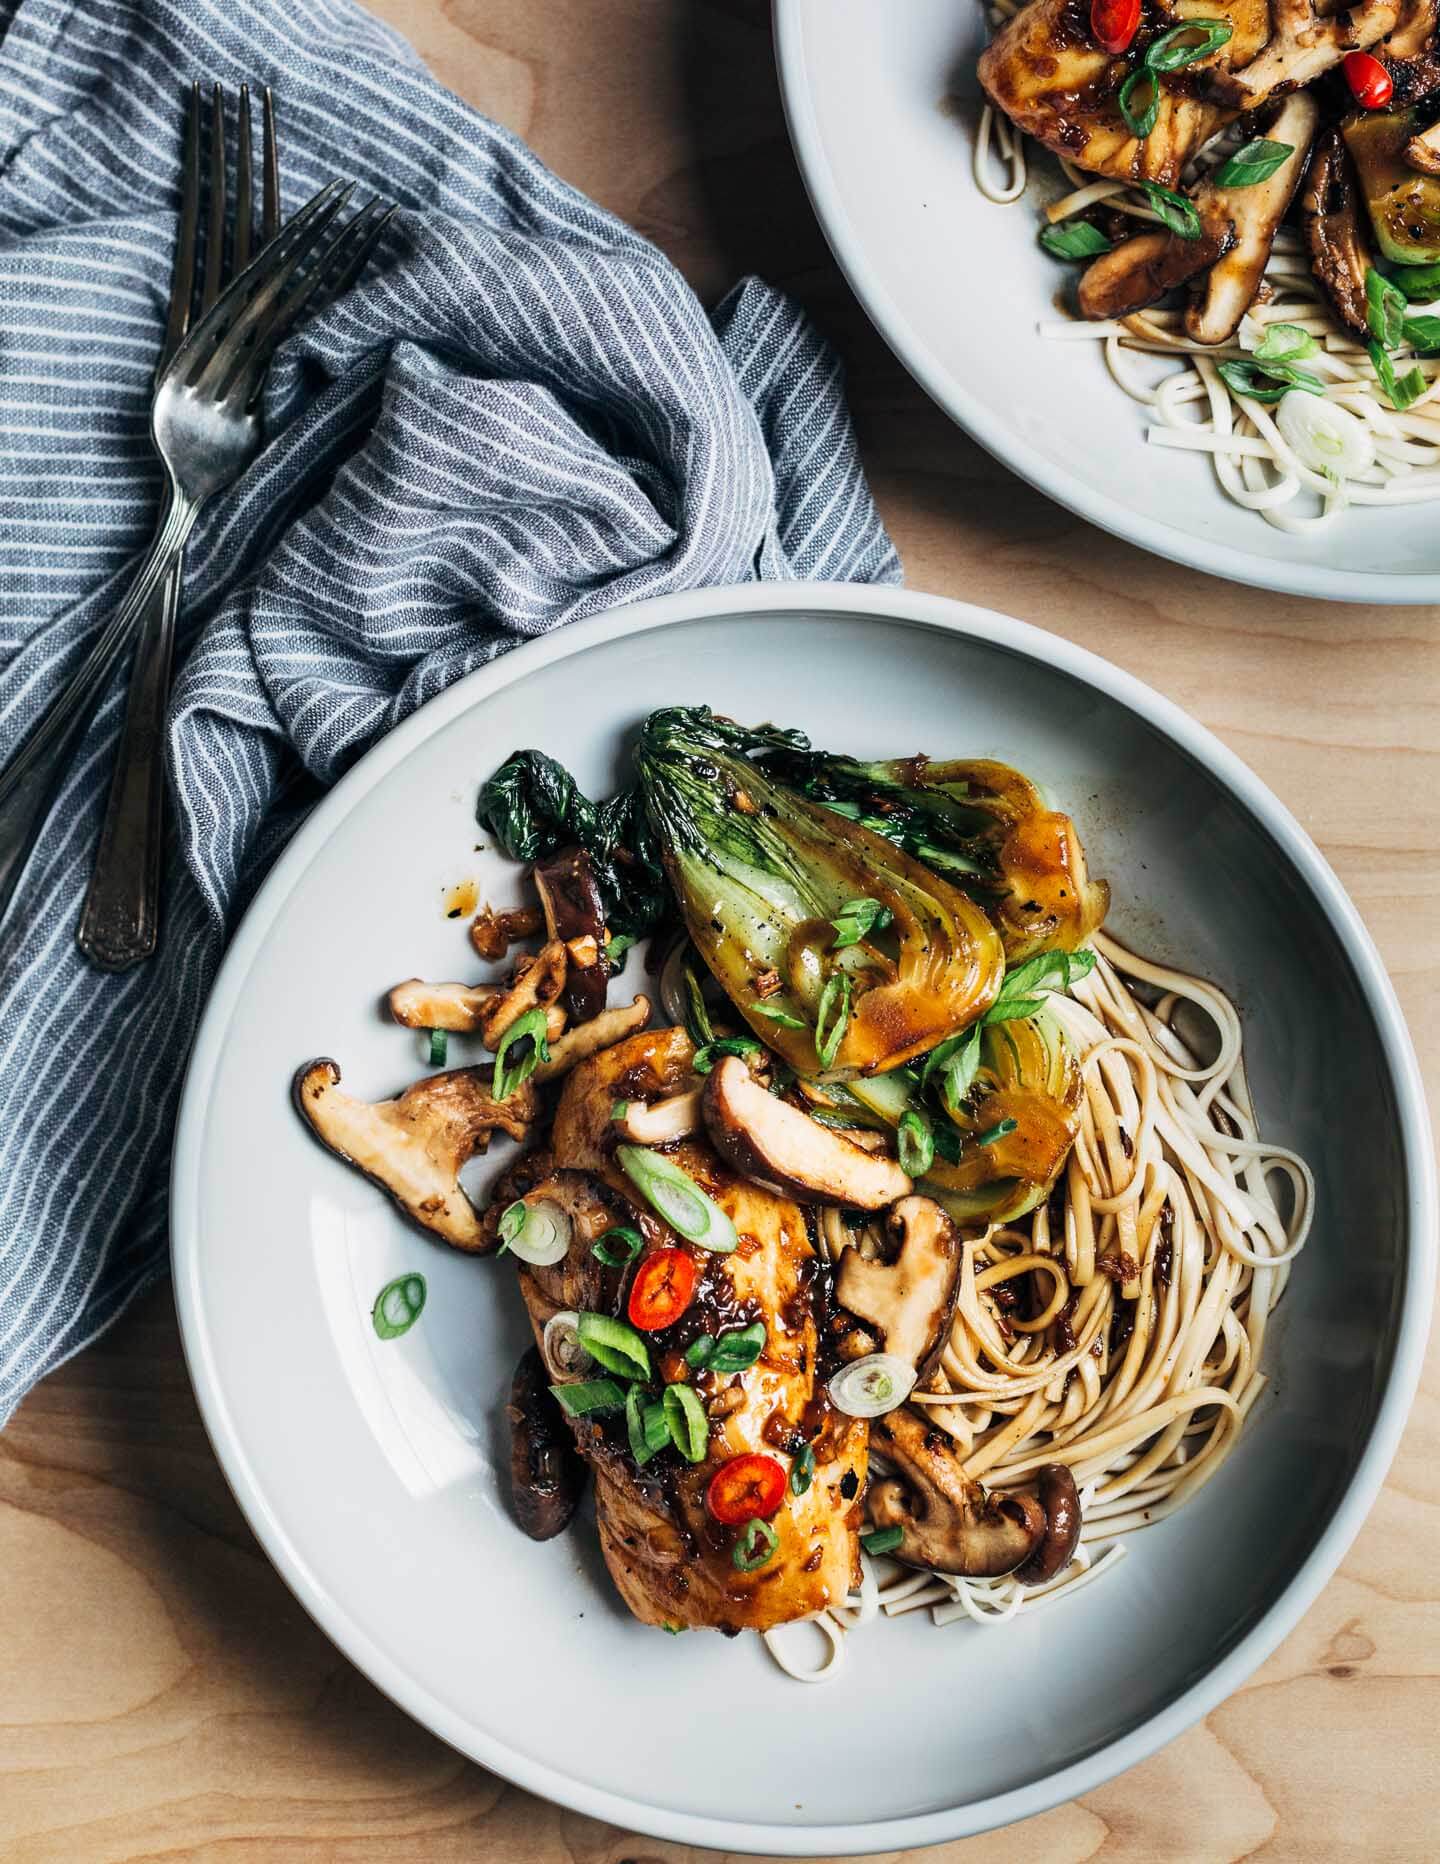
634,708,1005,1077
757,749,1108,964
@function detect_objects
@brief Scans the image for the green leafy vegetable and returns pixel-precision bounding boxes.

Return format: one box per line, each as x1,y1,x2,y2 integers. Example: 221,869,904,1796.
751,1002,808,1030
493,1006,550,1100
1137,180,1202,241
663,1382,710,1462
1040,218,1113,261
830,897,893,949
592,1225,644,1267
1143,18,1233,70
372,1273,426,1341
1368,340,1427,411
1366,267,1407,349
897,1108,934,1178
985,948,1097,1023
577,1312,651,1381
1118,68,1160,141
732,1518,780,1571
682,958,715,1047
1211,138,1294,189
1254,322,1318,364
550,1378,627,1417
1218,358,1325,404
692,1036,765,1075
860,1524,905,1556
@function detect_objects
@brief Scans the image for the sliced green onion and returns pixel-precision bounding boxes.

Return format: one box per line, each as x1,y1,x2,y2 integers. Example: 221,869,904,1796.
828,1353,916,1418
708,1319,767,1374
541,1310,595,1382
922,1024,981,1113
897,1108,934,1178
604,932,637,966
610,1099,629,1122
829,897,892,949
550,1378,627,1417
685,1333,716,1370
752,1002,807,1030
663,1381,709,1462
861,1525,905,1557
1143,18,1232,70
426,1028,448,1067
789,1441,816,1496
1218,357,1324,404
732,1517,779,1572
692,1035,764,1075
931,1120,963,1165
1136,180,1202,241
1039,218,1113,260
493,1006,550,1100
1210,137,1294,189
591,1225,644,1267
1389,259,1440,298
616,1144,738,1253
497,1198,571,1266
1402,314,1440,356
815,972,851,1069
626,1384,671,1465
984,949,1096,1025
1275,390,1375,478
976,1117,1020,1148
577,1311,651,1381
1366,267,1407,349
1118,68,1159,141
372,1273,426,1340
1254,322,1317,365
1368,339,1427,411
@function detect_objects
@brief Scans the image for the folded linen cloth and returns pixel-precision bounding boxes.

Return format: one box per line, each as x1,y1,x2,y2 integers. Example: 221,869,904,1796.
0,0,899,1425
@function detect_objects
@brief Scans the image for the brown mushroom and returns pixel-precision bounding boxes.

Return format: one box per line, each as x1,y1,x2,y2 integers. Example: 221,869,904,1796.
1386,0,1438,60
701,1055,911,1209
293,1058,536,1251
835,1195,963,1386
867,1406,1046,1577
508,1345,588,1540
1200,0,1399,110
470,903,544,963
1185,93,1319,344
387,977,566,1040
1013,1463,1083,1587
1301,127,1375,338
1077,213,1236,323
614,1086,703,1144
532,995,652,1082
479,1160,620,1314
476,940,568,1049
533,846,610,1025
1406,118,1440,176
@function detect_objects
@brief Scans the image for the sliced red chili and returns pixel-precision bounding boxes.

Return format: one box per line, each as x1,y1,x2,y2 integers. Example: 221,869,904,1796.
1343,50,1393,109
705,1452,788,1526
626,1247,698,1332
1090,0,1142,56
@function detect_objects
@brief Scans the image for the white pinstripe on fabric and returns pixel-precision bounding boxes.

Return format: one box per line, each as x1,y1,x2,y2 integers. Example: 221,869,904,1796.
0,0,899,1423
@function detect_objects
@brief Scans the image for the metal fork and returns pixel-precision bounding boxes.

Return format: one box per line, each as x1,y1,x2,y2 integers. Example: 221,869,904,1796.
0,134,388,942
74,82,280,972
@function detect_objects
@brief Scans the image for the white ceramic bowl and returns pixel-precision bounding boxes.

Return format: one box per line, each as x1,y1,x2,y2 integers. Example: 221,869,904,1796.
172,585,1435,1853
774,0,1440,603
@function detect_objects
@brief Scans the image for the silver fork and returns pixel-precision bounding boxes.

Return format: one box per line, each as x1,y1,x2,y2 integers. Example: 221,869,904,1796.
74,81,281,972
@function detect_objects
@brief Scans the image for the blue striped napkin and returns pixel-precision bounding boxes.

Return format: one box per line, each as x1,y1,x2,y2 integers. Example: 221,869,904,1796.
0,0,899,1425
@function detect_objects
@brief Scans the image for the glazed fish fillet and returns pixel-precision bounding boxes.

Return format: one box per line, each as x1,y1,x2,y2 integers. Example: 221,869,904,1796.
507,1026,867,1634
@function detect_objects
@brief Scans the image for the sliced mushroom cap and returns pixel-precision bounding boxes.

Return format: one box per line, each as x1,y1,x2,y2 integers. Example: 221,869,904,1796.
1077,215,1236,323
387,977,567,1041
1407,119,1440,176
532,994,651,1082
1185,93,1319,344
480,1158,618,1313
1201,0,1400,110
507,1345,588,1540
478,941,569,1049
1301,127,1375,337
701,1055,912,1209
470,903,543,963
1013,1463,1083,1587
867,1406,1046,1577
1385,0,1438,60
614,1085,703,1144
835,1195,962,1386
293,1059,537,1251
533,846,609,1025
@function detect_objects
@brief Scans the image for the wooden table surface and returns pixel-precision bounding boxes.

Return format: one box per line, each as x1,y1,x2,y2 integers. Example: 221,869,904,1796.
3,2,1437,1858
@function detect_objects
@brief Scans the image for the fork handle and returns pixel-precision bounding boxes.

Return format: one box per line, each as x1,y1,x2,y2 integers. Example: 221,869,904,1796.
74,563,179,970
0,491,199,930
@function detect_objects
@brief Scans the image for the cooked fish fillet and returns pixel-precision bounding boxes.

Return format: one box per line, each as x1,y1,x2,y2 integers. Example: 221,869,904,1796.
509,1026,867,1634
978,0,1269,186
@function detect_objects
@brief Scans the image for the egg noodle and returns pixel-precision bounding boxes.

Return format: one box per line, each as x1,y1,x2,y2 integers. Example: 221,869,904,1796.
973,1,1440,533
763,933,1313,1683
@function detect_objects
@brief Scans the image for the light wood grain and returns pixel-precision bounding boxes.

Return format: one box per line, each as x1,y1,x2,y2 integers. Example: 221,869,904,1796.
3,1,1437,1857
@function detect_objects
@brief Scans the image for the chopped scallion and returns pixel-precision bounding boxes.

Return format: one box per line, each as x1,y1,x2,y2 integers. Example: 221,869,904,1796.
493,1006,550,1100
732,1517,779,1572
576,1312,651,1381
860,1525,905,1556
616,1144,738,1253
663,1381,709,1462
592,1225,644,1267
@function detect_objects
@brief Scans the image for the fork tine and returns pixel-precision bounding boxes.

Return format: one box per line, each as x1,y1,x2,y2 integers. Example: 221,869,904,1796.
233,84,253,272
201,82,226,313
184,181,352,394
320,197,394,302
159,82,201,373
261,86,280,241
